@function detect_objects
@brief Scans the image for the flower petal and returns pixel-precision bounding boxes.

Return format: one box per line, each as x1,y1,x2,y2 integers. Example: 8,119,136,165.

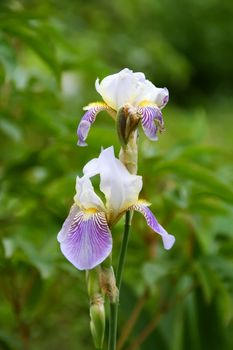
96,69,145,110
131,202,175,249
137,105,165,141
83,157,100,178
57,204,79,243
80,146,142,221
95,68,169,109
77,102,109,146
74,176,105,211
98,147,142,220
135,84,169,108
158,87,169,108
58,206,112,270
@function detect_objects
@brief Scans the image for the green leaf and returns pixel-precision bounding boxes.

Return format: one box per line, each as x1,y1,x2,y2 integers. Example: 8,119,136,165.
0,118,23,142
0,16,61,81
142,262,171,288
153,160,233,204
194,261,214,303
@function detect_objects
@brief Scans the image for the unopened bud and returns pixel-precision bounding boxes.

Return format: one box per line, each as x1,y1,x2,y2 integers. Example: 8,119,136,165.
86,268,105,349
90,294,105,349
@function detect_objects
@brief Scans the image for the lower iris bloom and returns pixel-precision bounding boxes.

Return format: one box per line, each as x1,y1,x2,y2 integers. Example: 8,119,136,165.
57,147,175,270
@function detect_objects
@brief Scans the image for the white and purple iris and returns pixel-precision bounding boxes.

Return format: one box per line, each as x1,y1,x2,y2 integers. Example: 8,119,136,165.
57,147,175,270
77,68,169,146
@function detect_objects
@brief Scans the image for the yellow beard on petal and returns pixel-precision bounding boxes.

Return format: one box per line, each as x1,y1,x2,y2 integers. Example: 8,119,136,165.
83,102,108,110
138,100,158,107
83,102,116,120
83,208,99,220
136,199,151,206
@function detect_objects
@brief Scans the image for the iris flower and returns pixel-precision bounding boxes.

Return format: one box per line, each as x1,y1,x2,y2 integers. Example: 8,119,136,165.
57,147,175,270
77,68,169,147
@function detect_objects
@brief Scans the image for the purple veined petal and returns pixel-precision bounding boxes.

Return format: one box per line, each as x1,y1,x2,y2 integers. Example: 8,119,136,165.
57,205,112,270
137,105,165,141
130,202,175,250
57,204,79,243
77,103,109,146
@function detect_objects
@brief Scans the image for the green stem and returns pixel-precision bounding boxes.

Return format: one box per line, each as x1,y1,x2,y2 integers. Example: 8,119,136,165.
108,210,132,350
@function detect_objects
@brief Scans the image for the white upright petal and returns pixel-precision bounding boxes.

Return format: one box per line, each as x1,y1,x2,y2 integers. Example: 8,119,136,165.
74,176,105,211
81,146,142,219
95,69,142,110
75,146,142,218
95,68,169,109
98,147,142,219
134,80,169,108
95,76,118,110
83,157,100,177
134,80,157,103
133,72,146,82
149,86,169,108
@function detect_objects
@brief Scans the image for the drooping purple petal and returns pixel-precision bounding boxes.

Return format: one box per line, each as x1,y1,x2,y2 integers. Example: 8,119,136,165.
137,105,165,141
77,103,109,146
57,204,79,243
130,203,175,249
57,206,112,270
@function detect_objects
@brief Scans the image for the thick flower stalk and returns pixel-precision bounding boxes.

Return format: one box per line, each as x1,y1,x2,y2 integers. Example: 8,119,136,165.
77,68,169,147
57,147,175,271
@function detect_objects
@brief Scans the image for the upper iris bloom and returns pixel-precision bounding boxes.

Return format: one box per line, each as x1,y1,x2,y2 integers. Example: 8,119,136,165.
57,147,175,270
77,68,169,146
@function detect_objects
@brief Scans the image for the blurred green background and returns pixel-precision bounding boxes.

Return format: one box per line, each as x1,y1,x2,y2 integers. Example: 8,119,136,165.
0,0,232,349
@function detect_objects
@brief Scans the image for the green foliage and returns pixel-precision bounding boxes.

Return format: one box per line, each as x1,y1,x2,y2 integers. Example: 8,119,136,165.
0,0,232,349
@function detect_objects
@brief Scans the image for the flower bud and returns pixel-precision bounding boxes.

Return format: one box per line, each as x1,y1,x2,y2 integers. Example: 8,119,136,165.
90,294,105,349
86,268,105,349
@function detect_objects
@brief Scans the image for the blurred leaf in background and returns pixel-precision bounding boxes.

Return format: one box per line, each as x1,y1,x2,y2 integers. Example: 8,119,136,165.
0,0,232,349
